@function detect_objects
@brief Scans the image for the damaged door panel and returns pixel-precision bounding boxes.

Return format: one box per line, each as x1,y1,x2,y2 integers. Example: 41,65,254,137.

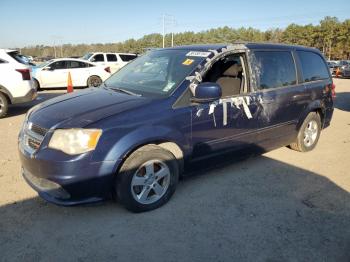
249,49,309,149
190,51,262,158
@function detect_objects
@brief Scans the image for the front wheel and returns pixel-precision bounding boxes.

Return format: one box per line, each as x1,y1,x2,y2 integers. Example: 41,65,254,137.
33,78,40,91
289,112,321,152
115,145,179,212
87,75,102,87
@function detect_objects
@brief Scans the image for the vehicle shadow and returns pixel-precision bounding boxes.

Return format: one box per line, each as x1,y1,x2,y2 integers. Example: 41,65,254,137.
1,152,350,261
6,91,66,118
334,92,350,112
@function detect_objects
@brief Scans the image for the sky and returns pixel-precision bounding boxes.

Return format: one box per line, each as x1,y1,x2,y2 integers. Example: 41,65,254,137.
0,0,349,48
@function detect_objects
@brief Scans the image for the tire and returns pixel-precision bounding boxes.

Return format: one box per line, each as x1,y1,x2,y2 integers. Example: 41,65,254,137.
0,92,9,118
87,75,102,87
33,78,40,91
289,112,321,152
115,145,179,212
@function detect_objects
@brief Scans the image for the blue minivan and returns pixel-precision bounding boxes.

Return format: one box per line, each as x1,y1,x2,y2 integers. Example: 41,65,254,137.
18,43,335,212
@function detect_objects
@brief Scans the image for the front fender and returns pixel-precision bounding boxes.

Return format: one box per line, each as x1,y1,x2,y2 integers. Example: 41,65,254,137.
94,124,190,172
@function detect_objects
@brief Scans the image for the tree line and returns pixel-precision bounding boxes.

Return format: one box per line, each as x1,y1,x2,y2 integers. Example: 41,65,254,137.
21,16,350,60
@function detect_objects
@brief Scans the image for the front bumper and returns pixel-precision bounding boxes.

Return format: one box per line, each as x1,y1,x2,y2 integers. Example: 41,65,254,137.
19,143,118,206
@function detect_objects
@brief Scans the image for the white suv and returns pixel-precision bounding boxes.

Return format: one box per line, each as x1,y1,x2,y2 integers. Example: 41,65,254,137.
0,49,37,118
82,52,138,73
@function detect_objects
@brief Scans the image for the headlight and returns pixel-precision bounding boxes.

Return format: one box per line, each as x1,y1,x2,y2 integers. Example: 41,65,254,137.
48,129,102,155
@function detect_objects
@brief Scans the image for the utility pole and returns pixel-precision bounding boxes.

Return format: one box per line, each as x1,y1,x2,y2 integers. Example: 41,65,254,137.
161,14,176,48
53,40,57,58
162,14,165,48
51,35,63,58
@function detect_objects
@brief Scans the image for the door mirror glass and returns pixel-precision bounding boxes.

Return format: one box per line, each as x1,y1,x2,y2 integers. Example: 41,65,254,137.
191,82,222,103
43,66,53,71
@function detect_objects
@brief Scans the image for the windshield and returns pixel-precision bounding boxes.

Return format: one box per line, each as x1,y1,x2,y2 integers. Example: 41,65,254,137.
82,53,93,60
104,49,206,97
36,60,54,68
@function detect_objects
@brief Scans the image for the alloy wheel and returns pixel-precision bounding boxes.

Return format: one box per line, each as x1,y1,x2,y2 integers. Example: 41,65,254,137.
303,120,318,147
130,159,171,205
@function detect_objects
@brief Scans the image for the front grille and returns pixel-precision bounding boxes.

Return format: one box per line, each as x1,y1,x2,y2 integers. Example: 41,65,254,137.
28,137,41,150
31,124,48,137
20,122,47,154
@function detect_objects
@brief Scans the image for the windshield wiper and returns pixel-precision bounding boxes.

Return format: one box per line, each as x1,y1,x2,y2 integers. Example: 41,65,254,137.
104,83,141,96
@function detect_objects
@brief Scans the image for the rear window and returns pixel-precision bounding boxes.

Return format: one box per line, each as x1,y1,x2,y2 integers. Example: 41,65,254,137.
119,54,137,62
297,51,329,82
7,51,29,65
253,51,297,89
67,61,88,68
107,54,118,62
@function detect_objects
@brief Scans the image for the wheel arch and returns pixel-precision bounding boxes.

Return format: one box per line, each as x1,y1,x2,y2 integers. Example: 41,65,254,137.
32,77,40,89
116,140,185,175
297,100,325,131
0,85,12,104
95,124,190,179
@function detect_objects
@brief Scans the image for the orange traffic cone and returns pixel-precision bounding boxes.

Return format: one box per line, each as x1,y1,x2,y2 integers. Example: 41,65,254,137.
336,68,340,78
67,72,73,93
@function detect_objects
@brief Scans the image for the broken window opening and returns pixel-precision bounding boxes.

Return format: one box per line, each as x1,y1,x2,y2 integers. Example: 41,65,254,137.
202,53,250,98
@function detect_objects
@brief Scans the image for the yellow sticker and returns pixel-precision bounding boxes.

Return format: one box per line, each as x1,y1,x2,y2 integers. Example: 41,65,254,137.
182,59,194,66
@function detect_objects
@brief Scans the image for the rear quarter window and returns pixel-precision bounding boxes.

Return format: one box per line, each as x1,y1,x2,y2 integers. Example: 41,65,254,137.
297,51,329,82
120,54,137,62
253,51,297,90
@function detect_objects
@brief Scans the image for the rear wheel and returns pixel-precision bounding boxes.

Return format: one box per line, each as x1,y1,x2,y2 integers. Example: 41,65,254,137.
115,145,179,212
0,92,9,118
87,75,102,87
289,112,321,152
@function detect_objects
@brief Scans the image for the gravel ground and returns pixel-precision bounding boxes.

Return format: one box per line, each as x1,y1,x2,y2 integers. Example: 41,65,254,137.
0,80,349,262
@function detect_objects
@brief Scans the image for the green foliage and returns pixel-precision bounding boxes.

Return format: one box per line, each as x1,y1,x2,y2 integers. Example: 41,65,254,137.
20,16,350,60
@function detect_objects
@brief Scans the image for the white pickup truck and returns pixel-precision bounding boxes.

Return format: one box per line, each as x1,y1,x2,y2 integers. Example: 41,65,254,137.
82,52,138,74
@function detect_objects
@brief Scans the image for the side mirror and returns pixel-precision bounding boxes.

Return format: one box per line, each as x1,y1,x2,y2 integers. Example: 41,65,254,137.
43,66,54,71
191,82,222,103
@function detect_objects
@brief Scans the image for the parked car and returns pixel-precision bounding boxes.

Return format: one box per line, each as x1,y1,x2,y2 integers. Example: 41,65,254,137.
82,52,138,73
327,61,338,75
19,43,334,212
334,60,350,78
31,58,111,89
0,49,37,118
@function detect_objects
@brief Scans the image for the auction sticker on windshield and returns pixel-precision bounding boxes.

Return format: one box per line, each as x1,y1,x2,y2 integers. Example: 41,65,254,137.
186,51,211,57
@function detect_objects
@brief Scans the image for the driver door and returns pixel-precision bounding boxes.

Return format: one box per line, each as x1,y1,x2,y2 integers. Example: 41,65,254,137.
40,60,68,88
190,53,261,159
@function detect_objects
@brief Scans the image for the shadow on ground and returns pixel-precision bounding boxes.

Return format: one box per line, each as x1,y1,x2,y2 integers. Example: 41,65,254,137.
7,92,65,118
1,153,349,262
335,92,350,112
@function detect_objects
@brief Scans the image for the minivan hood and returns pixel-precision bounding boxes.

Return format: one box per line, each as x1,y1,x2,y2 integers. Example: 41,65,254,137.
28,88,151,129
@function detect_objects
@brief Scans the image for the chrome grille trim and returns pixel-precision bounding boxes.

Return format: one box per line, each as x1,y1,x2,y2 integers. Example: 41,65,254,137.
21,122,47,154
31,124,48,137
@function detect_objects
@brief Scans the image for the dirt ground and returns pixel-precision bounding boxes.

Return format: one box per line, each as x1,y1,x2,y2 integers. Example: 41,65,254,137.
0,80,349,262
